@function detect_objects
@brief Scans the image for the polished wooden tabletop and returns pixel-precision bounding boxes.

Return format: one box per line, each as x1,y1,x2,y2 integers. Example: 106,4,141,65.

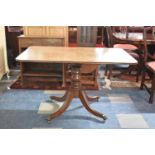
16,46,137,64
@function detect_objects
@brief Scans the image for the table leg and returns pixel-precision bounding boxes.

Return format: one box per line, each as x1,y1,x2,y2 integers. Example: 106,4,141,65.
48,91,73,121
83,91,100,102
20,62,24,86
79,90,107,120
62,64,66,88
50,91,68,102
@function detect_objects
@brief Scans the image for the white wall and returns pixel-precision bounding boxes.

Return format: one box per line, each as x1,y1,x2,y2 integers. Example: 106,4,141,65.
0,26,9,79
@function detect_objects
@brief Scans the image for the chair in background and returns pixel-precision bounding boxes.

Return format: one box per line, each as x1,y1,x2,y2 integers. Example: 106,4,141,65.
105,26,141,82
140,26,155,103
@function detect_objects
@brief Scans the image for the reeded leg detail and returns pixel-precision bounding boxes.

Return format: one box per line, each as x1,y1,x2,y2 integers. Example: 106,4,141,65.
47,92,73,121
79,91,107,121
50,91,68,102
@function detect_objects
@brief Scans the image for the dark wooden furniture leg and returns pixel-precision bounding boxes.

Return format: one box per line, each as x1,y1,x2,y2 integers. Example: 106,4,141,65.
48,91,73,120
48,65,107,122
20,62,24,86
62,64,66,88
79,91,107,120
108,65,113,79
50,91,68,102
149,74,155,103
140,67,155,104
140,68,146,90
83,90,100,102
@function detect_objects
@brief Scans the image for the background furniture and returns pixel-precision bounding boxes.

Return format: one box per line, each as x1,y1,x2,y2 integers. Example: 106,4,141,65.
65,64,99,87
23,26,68,46
19,26,68,52
66,26,99,87
18,35,65,53
18,26,104,88
105,26,141,81
77,26,98,47
68,26,77,44
140,27,155,103
18,26,68,86
68,26,104,46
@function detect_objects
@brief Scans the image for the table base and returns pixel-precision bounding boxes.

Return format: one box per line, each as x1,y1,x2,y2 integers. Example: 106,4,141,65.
47,65,107,122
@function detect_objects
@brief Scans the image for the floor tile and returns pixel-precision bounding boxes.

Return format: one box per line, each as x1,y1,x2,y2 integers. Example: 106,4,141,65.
117,114,149,128
108,94,133,104
143,114,155,128
38,101,63,114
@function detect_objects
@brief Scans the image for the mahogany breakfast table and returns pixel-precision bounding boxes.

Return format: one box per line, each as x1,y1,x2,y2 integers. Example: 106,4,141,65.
16,46,137,122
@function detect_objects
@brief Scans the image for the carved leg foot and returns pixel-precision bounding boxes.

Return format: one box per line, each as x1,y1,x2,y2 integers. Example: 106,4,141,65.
47,92,73,121
79,91,107,121
50,92,68,102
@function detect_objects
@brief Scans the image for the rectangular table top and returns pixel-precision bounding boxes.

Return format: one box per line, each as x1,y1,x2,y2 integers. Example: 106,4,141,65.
16,46,137,65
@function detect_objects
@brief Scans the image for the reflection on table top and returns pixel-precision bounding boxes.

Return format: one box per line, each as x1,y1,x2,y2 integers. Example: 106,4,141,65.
16,46,137,65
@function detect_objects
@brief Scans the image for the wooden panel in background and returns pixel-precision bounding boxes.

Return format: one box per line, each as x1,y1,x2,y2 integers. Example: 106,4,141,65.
24,26,46,37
